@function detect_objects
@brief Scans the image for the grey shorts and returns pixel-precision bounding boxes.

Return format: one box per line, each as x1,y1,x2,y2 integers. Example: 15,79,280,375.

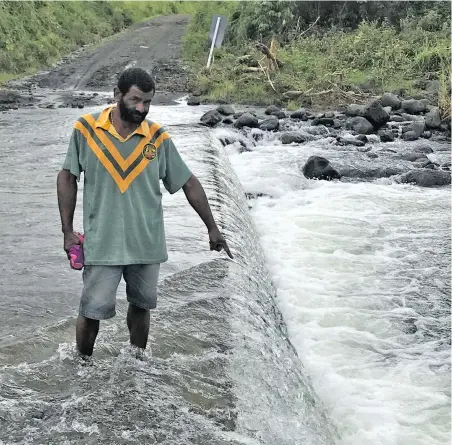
79,264,160,320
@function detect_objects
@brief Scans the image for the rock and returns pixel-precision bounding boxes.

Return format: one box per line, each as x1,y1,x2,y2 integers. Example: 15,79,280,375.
222,117,233,125
401,99,426,114
325,111,335,118
379,130,395,142
187,96,201,106
383,106,392,114
233,112,243,119
420,98,431,108
357,146,371,152
281,133,306,145
217,105,235,116
340,166,402,179
399,152,429,162
441,161,451,171
302,156,341,180
356,134,368,143
367,152,378,159
200,110,222,127
390,115,404,123
362,100,390,129
413,143,433,154
380,92,401,110
274,111,287,119
259,117,279,132
417,160,437,169
425,107,441,129
400,170,451,187
345,116,374,134
333,119,343,129
400,113,419,122
401,131,419,141
336,136,365,147
421,131,432,139
265,105,281,115
312,117,335,127
234,112,259,129
403,120,425,138
346,104,365,117
290,108,307,119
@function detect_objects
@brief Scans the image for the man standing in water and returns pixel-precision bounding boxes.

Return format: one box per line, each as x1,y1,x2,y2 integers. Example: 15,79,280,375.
57,67,232,357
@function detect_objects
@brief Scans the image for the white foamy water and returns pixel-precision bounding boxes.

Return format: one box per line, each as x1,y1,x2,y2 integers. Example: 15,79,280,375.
216,125,451,445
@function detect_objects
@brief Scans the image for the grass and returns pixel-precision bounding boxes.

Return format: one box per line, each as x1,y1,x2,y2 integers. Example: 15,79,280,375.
183,18,451,116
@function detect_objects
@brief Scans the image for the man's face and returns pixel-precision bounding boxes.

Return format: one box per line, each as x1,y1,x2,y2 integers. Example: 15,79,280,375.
116,85,154,124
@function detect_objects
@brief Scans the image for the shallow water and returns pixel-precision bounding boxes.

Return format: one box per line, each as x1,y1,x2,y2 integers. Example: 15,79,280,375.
214,117,451,445
0,102,335,444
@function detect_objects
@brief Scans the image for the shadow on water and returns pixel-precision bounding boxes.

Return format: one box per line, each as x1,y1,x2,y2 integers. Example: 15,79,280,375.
0,108,337,444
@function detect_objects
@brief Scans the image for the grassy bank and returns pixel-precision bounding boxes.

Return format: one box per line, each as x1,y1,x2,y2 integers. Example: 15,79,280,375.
183,5,451,117
0,0,200,82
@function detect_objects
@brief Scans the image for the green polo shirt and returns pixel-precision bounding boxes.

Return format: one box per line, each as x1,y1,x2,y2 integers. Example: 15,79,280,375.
62,106,192,265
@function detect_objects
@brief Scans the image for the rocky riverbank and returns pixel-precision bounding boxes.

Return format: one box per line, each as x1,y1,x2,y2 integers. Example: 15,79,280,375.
197,93,451,188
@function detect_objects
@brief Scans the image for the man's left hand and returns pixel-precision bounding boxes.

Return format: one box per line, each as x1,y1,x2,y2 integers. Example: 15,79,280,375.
208,227,233,259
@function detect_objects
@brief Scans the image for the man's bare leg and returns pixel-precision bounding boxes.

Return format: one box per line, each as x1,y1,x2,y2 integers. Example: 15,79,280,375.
127,304,150,349
76,315,100,356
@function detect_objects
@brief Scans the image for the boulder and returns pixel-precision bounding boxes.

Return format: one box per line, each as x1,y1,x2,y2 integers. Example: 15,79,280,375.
281,133,306,145
274,110,287,119
302,156,341,180
362,100,390,129
345,116,374,134
290,108,307,119
356,134,369,143
380,92,401,110
222,117,233,125
400,170,451,187
200,110,222,127
340,166,402,179
217,104,235,116
187,96,201,106
398,152,429,162
413,143,433,154
259,117,280,132
421,131,432,139
424,107,441,129
401,131,419,141
402,120,425,138
390,115,404,123
234,112,259,129
346,104,365,116
379,130,395,142
401,99,426,114
265,105,281,115
312,117,335,127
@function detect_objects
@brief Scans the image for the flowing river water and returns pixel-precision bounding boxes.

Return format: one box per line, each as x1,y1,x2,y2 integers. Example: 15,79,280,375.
0,98,449,445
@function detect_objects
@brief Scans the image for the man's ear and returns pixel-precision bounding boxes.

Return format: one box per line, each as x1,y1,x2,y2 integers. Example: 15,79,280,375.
113,87,121,102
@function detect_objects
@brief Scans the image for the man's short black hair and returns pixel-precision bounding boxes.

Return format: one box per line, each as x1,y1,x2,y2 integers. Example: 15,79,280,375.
117,67,156,95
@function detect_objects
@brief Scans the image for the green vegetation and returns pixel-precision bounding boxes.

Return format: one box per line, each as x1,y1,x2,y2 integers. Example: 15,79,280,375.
182,1,451,116
1,1,450,117
0,0,197,80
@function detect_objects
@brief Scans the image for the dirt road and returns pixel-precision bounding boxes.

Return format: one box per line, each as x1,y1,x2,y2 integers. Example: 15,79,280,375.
2,14,191,109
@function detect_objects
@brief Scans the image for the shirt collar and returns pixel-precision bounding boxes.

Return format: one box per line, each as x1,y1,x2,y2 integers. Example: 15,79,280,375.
95,105,149,137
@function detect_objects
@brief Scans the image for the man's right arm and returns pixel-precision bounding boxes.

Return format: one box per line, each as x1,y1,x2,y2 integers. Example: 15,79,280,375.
57,169,80,252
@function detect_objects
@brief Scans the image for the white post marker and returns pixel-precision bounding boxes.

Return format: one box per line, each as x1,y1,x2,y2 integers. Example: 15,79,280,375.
206,16,221,68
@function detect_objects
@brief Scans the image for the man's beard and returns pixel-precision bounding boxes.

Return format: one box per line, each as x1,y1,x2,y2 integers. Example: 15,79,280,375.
118,99,147,124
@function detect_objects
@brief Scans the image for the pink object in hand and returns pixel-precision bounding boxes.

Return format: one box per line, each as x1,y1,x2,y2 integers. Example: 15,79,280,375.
69,232,85,270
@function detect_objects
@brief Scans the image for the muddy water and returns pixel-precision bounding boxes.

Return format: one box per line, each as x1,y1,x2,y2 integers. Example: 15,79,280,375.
0,102,335,444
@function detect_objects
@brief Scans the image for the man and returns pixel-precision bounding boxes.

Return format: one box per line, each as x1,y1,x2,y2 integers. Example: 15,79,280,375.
57,67,232,357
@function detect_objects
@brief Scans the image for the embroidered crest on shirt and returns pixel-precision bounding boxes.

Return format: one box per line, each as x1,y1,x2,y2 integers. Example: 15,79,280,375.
142,143,157,161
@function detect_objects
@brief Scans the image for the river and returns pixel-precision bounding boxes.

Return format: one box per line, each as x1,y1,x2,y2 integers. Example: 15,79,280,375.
0,99,449,445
